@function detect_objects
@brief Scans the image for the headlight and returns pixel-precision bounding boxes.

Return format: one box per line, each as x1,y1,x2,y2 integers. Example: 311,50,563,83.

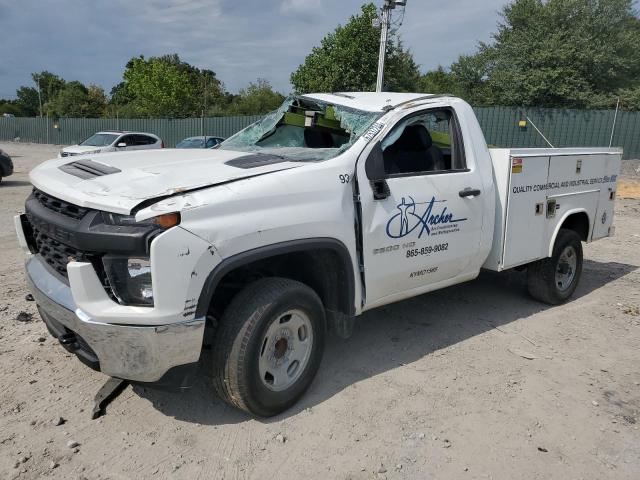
102,212,180,228
103,256,153,306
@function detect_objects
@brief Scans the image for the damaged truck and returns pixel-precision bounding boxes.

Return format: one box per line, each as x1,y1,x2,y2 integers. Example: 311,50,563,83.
15,93,621,416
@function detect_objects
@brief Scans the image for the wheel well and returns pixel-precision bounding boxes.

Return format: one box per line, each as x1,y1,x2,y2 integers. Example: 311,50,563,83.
560,212,590,241
197,240,356,330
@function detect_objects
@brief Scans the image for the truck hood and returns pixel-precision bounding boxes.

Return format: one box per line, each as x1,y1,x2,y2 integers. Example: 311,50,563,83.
30,149,300,214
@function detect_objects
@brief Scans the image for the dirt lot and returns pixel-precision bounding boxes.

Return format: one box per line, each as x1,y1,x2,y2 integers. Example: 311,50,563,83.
1,142,639,480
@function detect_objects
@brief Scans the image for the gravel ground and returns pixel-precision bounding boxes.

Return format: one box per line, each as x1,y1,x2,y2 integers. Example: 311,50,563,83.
1,142,639,480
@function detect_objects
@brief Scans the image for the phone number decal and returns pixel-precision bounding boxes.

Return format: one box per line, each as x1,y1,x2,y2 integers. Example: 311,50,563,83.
405,243,448,258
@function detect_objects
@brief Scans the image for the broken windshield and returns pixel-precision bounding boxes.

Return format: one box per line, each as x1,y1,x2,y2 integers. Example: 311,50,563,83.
218,96,381,161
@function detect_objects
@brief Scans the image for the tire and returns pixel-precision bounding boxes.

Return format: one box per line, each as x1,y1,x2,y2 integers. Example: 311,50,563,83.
527,229,583,305
211,277,326,416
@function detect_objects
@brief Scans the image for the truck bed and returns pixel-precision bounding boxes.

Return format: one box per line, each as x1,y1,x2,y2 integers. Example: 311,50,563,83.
483,148,622,272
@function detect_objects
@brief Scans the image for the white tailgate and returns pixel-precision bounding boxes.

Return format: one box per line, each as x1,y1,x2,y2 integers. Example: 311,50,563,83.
484,148,621,271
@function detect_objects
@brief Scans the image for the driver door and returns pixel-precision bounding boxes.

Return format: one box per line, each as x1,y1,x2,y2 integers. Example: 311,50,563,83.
357,106,485,308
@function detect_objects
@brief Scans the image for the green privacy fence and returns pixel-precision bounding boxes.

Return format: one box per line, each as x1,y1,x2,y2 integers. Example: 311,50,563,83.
0,106,638,158
474,106,640,159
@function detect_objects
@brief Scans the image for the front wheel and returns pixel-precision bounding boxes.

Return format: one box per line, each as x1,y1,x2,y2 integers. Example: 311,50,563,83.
527,229,583,305
211,278,326,416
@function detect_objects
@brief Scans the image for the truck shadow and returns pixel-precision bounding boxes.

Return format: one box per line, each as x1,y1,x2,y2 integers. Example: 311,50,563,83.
134,258,637,425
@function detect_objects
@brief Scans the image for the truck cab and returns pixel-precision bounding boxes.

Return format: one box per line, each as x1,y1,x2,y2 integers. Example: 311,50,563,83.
15,93,621,416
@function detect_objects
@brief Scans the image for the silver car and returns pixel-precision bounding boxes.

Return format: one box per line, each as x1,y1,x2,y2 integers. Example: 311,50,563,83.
59,131,164,157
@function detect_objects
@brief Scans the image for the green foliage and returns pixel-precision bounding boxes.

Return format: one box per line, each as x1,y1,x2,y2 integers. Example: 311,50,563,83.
290,3,420,93
420,0,640,109
9,71,105,117
417,66,460,96
4,0,639,116
33,72,65,105
15,87,40,116
47,82,107,117
2,56,286,118
112,55,284,117
225,79,285,116
118,54,225,118
0,100,23,116
15,71,67,116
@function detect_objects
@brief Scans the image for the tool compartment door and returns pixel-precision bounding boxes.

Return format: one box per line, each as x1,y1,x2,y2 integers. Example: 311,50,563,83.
502,156,550,269
590,154,621,240
546,153,619,242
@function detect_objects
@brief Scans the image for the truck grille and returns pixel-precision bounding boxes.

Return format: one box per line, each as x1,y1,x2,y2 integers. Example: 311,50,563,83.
23,189,151,299
32,188,89,220
31,227,86,277
25,189,95,278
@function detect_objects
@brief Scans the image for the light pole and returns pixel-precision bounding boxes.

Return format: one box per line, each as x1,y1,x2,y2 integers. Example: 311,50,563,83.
37,76,43,118
376,0,407,93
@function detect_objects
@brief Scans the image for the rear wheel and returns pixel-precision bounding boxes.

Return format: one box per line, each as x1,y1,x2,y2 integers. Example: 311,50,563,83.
211,278,325,416
527,229,583,305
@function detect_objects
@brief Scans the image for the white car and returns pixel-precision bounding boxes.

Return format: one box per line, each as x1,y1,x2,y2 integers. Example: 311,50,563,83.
58,131,163,157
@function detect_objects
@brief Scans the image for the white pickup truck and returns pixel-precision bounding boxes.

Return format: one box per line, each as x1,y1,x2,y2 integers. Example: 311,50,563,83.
15,93,621,416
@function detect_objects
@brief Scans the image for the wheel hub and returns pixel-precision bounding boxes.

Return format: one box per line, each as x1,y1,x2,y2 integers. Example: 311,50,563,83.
555,245,577,292
274,337,288,359
258,310,314,392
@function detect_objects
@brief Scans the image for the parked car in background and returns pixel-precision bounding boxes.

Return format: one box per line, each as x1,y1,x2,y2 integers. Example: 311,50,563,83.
0,148,14,183
176,136,225,149
58,131,163,157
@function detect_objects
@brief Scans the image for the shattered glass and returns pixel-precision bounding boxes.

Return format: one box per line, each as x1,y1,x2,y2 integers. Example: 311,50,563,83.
382,112,452,151
219,96,381,162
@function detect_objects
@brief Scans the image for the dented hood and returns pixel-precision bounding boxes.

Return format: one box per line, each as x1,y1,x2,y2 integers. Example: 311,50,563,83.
29,148,299,214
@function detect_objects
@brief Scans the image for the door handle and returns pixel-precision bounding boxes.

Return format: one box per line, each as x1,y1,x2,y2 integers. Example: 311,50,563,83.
459,188,481,198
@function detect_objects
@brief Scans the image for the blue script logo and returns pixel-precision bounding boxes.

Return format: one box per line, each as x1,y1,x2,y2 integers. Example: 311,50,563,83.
386,196,467,239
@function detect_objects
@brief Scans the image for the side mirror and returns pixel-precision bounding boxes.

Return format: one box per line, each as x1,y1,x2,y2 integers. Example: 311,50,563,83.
364,142,391,200
365,142,386,181
116,142,127,148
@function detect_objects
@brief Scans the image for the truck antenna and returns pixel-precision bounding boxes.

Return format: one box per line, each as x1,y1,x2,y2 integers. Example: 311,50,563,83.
609,97,620,148
526,115,555,148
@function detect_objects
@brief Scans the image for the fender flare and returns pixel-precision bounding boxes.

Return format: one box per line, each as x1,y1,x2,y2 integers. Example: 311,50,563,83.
547,208,591,257
195,238,357,318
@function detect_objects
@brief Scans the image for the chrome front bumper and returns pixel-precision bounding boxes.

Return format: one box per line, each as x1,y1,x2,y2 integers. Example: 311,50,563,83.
26,255,205,383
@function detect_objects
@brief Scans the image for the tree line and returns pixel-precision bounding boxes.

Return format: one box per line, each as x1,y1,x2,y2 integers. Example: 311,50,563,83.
1,0,638,118
0,55,286,119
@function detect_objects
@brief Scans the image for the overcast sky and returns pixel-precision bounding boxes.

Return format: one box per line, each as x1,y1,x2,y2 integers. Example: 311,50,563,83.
0,0,512,98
